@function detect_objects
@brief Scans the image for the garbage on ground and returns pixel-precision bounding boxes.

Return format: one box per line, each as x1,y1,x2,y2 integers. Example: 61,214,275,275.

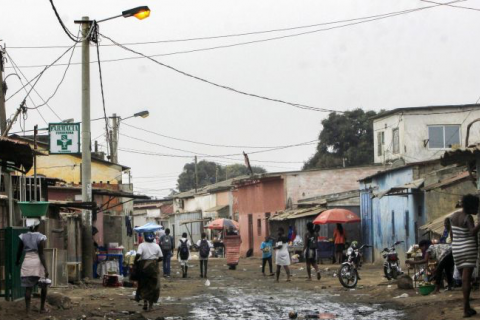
205,279,211,286
393,293,409,299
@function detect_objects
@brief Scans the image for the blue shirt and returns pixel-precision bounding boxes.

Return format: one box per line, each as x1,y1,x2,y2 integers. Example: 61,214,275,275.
260,240,273,258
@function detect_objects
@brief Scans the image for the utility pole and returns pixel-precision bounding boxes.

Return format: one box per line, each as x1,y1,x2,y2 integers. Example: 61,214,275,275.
0,45,13,226
78,17,94,279
109,113,119,163
194,156,198,193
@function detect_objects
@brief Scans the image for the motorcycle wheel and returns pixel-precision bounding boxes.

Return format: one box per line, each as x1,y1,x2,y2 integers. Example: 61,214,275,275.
391,267,398,280
384,265,392,280
338,264,358,288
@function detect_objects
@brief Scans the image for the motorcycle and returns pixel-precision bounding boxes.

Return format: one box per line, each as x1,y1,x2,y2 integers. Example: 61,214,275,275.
381,241,404,280
338,243,371,288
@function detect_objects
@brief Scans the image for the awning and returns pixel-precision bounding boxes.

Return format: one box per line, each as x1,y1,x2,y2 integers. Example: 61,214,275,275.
179,219,209,225
270,206,325,222
420,210,478,236
373,179,424,199
204,204,229,212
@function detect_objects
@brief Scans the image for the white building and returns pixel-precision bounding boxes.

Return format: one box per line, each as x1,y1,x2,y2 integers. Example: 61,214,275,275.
373,104,480,164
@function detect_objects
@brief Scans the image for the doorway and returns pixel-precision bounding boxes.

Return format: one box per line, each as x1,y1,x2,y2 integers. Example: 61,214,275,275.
248,214,254,250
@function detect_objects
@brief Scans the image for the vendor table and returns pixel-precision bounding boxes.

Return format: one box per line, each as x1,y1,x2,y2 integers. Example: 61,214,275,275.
94,253,124,278
317,241,335,264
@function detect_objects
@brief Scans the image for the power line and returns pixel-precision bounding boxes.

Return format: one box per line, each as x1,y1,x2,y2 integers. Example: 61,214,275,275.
122,122,319,149
101,33,338,113
94,22,111,158
5,43,78,104
119,132,315,158
48,0,81,43
10,1,466,50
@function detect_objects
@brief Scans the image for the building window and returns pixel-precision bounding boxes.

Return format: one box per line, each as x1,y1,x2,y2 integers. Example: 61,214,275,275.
257,219,262,236
265,212,270,236
428,125,460,149
392,128,400,154
377,131,385,156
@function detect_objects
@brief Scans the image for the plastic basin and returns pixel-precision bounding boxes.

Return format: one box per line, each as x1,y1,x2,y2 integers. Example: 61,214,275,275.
18,201,50,217
418,284,435,296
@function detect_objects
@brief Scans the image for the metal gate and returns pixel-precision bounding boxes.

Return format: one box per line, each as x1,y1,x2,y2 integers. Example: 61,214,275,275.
360,191,374,263
0,227,29,301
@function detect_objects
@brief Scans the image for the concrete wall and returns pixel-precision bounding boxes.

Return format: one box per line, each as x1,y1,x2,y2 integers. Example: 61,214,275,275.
284,167,380,205
235,179,285,256
374,107,480,164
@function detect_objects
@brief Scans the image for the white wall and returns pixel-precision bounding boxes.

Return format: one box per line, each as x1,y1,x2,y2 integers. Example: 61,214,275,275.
374,107,480,164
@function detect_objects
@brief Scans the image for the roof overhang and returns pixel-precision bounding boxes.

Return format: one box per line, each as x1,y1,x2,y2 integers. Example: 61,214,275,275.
205,204,229,212
0,137,34,173
373,179,424,199
270,206,325,222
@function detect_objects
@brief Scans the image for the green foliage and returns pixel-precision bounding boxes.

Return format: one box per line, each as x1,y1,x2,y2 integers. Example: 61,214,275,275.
303,108,381,169
177,161,266,192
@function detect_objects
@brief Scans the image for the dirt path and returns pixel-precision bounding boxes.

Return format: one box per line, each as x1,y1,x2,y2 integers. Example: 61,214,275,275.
0,258,475,319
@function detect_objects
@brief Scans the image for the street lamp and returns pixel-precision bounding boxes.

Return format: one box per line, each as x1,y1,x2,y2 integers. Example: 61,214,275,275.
74,7,150,279
109,110,149,164
97,6,151,23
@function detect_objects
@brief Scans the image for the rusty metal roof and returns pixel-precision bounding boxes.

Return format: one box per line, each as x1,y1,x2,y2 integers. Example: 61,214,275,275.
269,206,325,221
441,144,480,166
423,171,471,191
373,178,424,199
0,137,34,172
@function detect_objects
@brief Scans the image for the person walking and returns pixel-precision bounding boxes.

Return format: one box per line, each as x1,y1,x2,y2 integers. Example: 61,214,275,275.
304,222,321,281
274,227,291,282
16,218,49,314
177,232,191,278
134,231,163,311
196,232,213,278
260,236,274,276
159,228,174,278
450,194,480,318
333,223,346,264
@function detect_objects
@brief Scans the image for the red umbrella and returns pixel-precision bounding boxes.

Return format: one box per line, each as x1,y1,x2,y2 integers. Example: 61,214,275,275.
313,208,361,225
205,218,240,230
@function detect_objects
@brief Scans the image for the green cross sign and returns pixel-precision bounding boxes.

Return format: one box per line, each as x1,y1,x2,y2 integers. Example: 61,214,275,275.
57,134,72,151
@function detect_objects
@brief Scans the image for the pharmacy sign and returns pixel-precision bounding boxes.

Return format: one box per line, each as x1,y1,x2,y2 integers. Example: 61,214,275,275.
49,123,81,154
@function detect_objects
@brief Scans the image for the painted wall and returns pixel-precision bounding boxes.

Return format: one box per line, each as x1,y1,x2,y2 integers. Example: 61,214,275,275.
235,179,285,256
374,108,480,164
360,167,423,263
284,167,380,205
27,154,123,184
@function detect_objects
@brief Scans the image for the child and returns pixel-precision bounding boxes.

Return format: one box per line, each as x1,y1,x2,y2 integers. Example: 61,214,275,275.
177,233,191,278
196,233,213,278
260,236,274,276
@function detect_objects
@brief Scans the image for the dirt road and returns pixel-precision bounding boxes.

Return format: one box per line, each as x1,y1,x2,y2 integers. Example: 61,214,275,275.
0,258,474,319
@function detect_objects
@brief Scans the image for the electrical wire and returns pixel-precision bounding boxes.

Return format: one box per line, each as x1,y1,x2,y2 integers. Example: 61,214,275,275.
10,0,467,50
48,0,81,43
5,43,77,103
101,33,338,113
420,0,480,12
93,22,111,158
119,132,316,158
122,122,319,149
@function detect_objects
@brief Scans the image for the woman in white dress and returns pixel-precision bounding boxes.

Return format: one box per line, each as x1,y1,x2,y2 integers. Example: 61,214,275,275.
274,227,291,282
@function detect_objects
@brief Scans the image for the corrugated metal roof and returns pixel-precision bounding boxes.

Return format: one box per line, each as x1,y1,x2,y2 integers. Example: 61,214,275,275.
204,204,229,212
423,171,471,191
441,144,480,166
270,206,325,221
419,210,480,236
373,178,424,199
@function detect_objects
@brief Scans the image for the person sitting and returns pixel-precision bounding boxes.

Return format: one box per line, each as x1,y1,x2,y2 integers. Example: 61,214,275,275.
406,239,453,293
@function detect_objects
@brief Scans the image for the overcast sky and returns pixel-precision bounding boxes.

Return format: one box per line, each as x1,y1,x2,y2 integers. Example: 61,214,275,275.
2,0,480,197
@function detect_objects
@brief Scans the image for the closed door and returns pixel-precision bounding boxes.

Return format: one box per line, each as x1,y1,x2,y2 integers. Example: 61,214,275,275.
248,214,254,250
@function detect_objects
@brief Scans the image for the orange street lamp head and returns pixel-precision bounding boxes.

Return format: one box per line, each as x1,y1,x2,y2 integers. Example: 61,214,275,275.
122,6,150,20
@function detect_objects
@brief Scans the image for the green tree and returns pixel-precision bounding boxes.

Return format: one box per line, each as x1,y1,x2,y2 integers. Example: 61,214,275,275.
177,161,266,192
303,109,381,169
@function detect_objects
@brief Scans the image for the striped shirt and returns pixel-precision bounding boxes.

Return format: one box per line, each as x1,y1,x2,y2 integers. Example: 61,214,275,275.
451,215,478,269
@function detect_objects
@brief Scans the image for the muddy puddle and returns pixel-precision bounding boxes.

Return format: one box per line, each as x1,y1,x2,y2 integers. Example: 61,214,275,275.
163,287,403,320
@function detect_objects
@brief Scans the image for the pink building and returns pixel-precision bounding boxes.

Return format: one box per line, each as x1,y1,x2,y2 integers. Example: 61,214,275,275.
233,166,380,257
